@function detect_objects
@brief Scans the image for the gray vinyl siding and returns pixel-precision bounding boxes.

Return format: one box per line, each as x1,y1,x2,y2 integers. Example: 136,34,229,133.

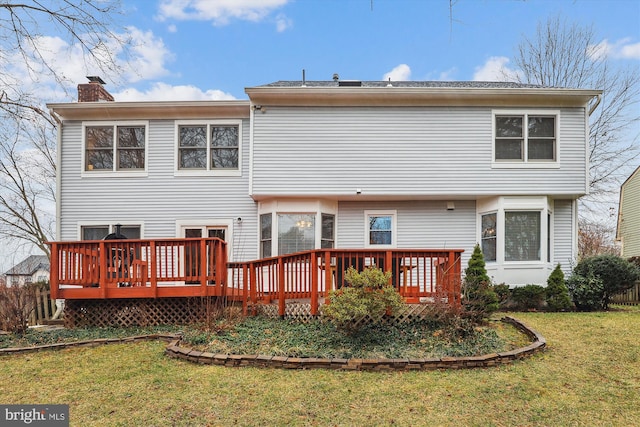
58,119,258,261
620,170,640,257
553,199,575,275
251,106,587,197
337,200,476,266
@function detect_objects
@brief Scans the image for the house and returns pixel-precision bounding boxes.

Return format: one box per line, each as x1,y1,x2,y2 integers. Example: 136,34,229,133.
47,77,601,287
616,165,640,258
4,255,50,287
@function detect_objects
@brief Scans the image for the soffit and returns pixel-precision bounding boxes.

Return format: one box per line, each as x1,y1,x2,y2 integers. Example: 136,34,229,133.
47,101,251,121
244,87,601,108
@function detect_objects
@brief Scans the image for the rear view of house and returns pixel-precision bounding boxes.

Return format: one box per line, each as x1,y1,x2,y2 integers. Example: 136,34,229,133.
48,77,601,287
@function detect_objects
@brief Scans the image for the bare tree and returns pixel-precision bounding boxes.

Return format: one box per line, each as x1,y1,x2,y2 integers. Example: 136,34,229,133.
0,1,129,256
1,1,128,120
578,218,619,260
0,115,56,257
509,15,640,197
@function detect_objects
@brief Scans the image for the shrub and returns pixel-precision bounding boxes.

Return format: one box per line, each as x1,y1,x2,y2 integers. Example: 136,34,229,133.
569,255,640,310
0,283,37,334
567,271,606,311
492,283,511,306
462,244,499,321
511,284,546,310
545,264,573,311
323,266,404,333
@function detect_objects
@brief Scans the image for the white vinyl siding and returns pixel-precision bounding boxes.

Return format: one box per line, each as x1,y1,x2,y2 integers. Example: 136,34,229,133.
553,199,575,276
58,119,257,262
251,107,587,198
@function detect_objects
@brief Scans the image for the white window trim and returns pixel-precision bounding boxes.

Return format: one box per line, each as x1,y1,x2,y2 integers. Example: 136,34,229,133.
174,119,242,177
81,121,149,177
364,210,397,249
176,219,234,261
258,199,338,256
491,110,560,169
77,222,145,240
477,197,552,266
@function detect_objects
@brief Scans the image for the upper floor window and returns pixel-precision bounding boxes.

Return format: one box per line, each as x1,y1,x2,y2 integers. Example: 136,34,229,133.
177,121,241,174
84,124,147,172
494,112,557,164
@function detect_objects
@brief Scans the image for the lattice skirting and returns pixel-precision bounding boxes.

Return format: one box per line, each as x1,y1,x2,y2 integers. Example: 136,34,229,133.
252,302,443,326
64,297,223,328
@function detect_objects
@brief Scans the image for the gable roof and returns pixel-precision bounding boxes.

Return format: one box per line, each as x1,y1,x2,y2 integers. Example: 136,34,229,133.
246,80,601,108
5,255,50,276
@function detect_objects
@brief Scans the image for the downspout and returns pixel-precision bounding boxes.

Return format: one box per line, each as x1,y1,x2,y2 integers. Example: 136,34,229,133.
48,109,65,320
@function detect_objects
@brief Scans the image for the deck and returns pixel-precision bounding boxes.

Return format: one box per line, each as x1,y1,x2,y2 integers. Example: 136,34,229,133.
49,238,464,316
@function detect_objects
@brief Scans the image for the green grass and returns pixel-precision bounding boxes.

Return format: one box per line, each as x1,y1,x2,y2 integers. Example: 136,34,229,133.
1,308,639,426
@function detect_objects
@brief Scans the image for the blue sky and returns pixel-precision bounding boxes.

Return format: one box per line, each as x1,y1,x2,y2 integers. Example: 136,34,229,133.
91,0,640,101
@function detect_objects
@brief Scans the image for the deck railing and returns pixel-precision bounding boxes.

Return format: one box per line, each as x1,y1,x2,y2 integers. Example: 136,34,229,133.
49,239,463,315
228,249,464,316
49,238,227,299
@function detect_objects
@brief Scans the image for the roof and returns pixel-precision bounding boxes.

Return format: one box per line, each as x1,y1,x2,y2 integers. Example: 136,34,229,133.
246,80,601,108
5,255,50,276
258,80,550,89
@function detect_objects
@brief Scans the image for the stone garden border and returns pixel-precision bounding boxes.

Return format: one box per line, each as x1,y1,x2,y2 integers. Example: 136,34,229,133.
1,317,545,371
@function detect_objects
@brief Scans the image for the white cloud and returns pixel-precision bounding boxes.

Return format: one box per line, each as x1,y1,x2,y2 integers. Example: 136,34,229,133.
588,38,640,60
473,56,519,81
275,13,293,32
157,0,291,28
124,27,174,82
383,64,411,81
0,26,175,102
437,67,457,81
167,24,178,33
113,82,236,101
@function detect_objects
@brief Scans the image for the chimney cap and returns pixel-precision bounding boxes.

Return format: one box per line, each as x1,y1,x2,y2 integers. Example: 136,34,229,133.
87,76,106,84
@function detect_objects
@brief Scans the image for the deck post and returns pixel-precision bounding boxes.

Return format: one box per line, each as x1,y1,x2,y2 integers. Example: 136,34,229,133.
219,240,228,298
453,251,462,308
249,262,257,307
385,250,393,286
99,241,107,299
49,243,59,300
310,251,318,316
150,241,157,297
324,251,333,297
278,257,285,318
200,239,207,296
242,264,249,315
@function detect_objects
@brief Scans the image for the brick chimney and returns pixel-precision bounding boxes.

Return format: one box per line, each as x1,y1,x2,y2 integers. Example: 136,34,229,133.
77,76,114,102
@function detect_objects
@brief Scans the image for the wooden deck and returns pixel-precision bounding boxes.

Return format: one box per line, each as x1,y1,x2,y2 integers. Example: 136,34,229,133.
49,238,464,316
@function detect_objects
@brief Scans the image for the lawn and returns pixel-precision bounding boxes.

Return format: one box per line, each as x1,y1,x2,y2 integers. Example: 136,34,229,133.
1,308,639,426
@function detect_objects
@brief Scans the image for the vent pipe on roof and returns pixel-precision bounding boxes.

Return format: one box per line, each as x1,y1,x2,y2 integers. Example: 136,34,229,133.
332,73,339,82
302,69,306,87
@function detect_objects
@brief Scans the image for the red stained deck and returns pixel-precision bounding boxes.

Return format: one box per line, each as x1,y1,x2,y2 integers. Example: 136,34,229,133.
49,238,463,316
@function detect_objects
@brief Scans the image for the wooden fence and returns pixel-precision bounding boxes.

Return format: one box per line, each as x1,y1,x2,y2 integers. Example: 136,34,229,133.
29,288,59,325
611,282,640,306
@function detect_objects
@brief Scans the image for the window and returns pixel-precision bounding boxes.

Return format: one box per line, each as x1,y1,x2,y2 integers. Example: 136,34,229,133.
177,122,240,172
365,211,396,247
481,213,497,262
81,225,141,240
278,214,315,255
85,124,146,171
321,214,335,249
494,113,556,162
260,214,272,258
505,211,541,261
